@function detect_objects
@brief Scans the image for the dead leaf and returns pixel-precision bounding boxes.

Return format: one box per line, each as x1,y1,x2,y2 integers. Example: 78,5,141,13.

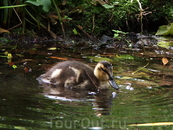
162,57,168,65
50,56,69,60
24,67,32,73
50,56,82,61
8,62,14,66
48,13,58,25
77,25,83,30
62,0,67,5
0,28,9,34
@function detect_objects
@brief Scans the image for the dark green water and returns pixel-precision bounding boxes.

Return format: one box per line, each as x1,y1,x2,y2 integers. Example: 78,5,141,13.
1,47,173,130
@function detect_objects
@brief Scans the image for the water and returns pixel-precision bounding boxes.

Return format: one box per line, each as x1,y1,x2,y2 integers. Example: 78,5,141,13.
1,45,173,130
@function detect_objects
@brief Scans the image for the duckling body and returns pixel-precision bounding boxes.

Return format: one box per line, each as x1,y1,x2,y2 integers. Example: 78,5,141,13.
37,61,119,90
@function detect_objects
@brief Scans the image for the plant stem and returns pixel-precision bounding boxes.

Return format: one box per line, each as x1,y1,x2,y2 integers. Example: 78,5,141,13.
0,4,27,9
136,0,143,34
51,0,65,38
132,62,149,74
3,0,9,27
25,8,46,28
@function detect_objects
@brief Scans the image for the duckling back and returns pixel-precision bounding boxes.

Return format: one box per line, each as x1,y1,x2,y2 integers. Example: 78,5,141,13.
37,61,100,90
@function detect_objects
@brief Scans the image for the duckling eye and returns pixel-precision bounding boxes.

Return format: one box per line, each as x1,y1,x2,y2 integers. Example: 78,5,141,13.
101,68,107,73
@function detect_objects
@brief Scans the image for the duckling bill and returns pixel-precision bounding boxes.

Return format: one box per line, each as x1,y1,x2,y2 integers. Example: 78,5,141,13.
37,60,119,90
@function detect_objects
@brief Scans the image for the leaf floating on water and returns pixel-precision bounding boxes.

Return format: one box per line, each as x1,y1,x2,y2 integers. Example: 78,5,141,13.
157,41,171,49
48,47,57,50
16,54,24,57
132,62,149,74
12,65,17,69
8,62,14,66
129,122,173,126
121,76,132,79
23,62,32,72
50,56,82,61
24,67,32,72
116,54,134,60
162,57,168,65
50,56,69,60
87,56,112,62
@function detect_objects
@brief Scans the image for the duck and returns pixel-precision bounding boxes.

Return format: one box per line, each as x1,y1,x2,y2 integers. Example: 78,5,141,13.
37,60,119,90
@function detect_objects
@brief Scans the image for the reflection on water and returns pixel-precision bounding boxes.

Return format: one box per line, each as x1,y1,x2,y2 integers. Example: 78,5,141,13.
1,50,173,129
41,83,117,116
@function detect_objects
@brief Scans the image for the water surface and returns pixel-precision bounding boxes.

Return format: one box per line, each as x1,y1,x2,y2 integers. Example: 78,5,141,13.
1,44,173,130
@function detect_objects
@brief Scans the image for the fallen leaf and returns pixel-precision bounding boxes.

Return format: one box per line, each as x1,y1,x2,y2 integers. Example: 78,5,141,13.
24,67,32,73
48,47,57,50
8,62,14,66
12,65,17,69
77,25,83,30
50,56,82,61
162,57,168,65
50,56,69,60
0,28,9,34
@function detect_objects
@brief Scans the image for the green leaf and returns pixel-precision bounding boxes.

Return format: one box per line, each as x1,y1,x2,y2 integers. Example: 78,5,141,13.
0,55,7,57
157,41,173,49
112,30,127,34
73,28,78,35
87,56,113,62
12,65,17,69
116,55,134,60
113,33,119,38
25,0,51,12
25,0,41,6
155,23,173,36
102,4,114,9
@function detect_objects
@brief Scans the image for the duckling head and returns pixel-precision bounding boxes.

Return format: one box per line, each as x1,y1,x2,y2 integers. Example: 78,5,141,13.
94,61,119,90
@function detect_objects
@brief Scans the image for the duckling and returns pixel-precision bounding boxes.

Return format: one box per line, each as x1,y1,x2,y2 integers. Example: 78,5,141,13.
37,60,119,90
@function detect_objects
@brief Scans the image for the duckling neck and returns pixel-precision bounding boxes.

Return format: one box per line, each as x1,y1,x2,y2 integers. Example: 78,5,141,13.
94,66,100,80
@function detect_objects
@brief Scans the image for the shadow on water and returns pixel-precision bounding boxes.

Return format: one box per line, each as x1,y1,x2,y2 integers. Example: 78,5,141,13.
1,36,173,129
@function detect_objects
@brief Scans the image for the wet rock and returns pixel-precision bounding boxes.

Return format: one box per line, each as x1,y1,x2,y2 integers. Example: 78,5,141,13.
133,34,158,48
99,35,112,44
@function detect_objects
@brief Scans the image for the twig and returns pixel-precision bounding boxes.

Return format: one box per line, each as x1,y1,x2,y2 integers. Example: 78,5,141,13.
8,8,22,30
74,23,93,40
132,62,149,74
25,8,57,39
136,0,152,34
